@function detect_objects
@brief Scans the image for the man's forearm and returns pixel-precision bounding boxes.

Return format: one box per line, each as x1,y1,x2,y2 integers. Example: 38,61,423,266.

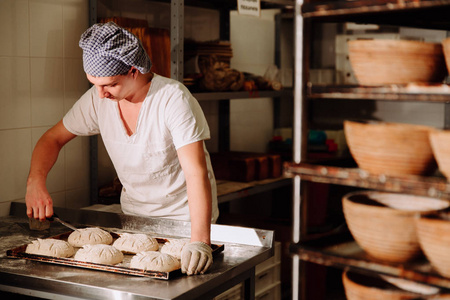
27,121,75,183
186,174,212,245
27,136,62,183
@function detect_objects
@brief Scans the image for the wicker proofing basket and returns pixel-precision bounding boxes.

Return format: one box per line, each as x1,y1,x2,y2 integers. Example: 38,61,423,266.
344,120,437,176
342,271,422,300
348,39,447,85
343,191,450,263
429,130,450,180
415,211,450,278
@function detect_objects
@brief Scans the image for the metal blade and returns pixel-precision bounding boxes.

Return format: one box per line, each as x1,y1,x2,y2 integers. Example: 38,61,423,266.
53,216,78,231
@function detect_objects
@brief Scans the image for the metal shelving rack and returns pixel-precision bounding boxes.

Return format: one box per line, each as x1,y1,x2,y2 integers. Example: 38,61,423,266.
291,0,450,298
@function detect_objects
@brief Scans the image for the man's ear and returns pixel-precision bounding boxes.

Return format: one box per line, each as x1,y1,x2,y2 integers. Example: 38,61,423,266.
130,67,138,78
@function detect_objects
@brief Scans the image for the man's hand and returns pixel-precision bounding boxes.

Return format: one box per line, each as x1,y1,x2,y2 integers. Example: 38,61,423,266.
25,179,53,220
181,241,213,275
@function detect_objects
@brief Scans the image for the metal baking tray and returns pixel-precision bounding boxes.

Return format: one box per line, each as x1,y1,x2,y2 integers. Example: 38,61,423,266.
6,230,224,280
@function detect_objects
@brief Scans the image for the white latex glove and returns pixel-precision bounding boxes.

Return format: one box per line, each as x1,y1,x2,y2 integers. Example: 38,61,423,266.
181,241,213,275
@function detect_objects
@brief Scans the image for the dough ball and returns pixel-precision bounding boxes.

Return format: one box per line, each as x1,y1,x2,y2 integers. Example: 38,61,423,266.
160,239,189,260
112,233,159,254
130,251,181,272
74,244,123,265
25,238,74,258
68,227,113,247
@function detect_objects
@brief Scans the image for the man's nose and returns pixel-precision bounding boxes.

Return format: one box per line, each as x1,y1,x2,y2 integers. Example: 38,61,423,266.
96,86,108,98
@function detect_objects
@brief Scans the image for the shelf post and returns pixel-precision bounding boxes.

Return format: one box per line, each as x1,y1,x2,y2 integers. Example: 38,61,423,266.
293,0,306,299
171,0,184,81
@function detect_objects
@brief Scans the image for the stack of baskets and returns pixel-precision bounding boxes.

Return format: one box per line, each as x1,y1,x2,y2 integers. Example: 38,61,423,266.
342,118,450,298
340,37,450,300
341,190,450,299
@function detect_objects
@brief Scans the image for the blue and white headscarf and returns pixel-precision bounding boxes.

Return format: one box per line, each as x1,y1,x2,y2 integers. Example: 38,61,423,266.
79,22,152,77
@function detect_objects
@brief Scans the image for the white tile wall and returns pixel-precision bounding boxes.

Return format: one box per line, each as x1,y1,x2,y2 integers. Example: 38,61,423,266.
0,0,30,57
0,0,90,217
64,58,90,112
0,57,31,129
0,129,32,203
29,0,64,58
30,58,65,126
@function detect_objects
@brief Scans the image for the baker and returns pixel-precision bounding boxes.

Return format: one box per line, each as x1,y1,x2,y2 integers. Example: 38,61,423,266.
25,22,219,276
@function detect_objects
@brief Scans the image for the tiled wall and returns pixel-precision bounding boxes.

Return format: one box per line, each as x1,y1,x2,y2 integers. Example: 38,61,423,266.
0,0,91,216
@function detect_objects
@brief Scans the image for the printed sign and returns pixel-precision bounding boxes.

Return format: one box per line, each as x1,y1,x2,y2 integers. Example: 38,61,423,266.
237,0,261,17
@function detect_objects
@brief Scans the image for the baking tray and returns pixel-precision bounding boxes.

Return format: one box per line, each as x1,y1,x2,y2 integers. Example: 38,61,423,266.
6,230,224,280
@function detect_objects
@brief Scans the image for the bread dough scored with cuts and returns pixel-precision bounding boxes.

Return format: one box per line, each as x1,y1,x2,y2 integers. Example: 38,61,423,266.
160,239,190,260
74,244,124,265
68,227,113,247
112,233,159,254
26,238,75,258
130,251,180,272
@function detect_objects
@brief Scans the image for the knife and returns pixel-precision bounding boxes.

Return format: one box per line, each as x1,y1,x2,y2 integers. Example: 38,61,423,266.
47,213,78,231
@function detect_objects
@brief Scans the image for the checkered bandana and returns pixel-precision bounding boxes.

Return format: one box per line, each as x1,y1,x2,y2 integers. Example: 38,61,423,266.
79,22,152,77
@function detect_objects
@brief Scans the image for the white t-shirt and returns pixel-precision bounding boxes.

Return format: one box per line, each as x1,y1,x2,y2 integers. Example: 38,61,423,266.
63,74,219,222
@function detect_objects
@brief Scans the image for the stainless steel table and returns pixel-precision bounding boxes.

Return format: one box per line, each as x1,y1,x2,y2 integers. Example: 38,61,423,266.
0,202,274,300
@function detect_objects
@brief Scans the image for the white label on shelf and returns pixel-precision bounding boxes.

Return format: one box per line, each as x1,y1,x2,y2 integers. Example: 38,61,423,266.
238,0,261,17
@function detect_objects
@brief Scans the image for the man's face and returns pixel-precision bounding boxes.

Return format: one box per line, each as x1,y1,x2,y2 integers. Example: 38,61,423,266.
86,71,133,101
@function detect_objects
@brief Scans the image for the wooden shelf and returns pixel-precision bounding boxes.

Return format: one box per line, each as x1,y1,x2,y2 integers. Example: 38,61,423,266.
217,177,292,204
290,231,450,289
284,162,450,201
301,0,450,30
192,88,293,101
307,84,450,103
302,0,450,17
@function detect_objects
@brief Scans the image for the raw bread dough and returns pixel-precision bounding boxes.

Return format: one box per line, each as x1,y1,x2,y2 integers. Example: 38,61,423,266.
25,238,75,258
68,227,113,247
130,251,181,272
74,244,123,265
112,233,159,254
160,239,189,260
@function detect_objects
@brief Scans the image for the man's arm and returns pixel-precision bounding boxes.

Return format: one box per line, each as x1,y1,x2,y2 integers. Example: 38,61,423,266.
177,140,214,275
177,140,212,245
26,120,77,220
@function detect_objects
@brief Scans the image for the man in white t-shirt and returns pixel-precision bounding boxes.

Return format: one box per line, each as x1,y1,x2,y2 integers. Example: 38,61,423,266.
25,22,218,275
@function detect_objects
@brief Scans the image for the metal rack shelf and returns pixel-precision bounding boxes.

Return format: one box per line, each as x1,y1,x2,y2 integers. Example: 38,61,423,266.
284,162,450,201
290,231,450,289
307,84,450,103
302,0,450,17
301,0,450,30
